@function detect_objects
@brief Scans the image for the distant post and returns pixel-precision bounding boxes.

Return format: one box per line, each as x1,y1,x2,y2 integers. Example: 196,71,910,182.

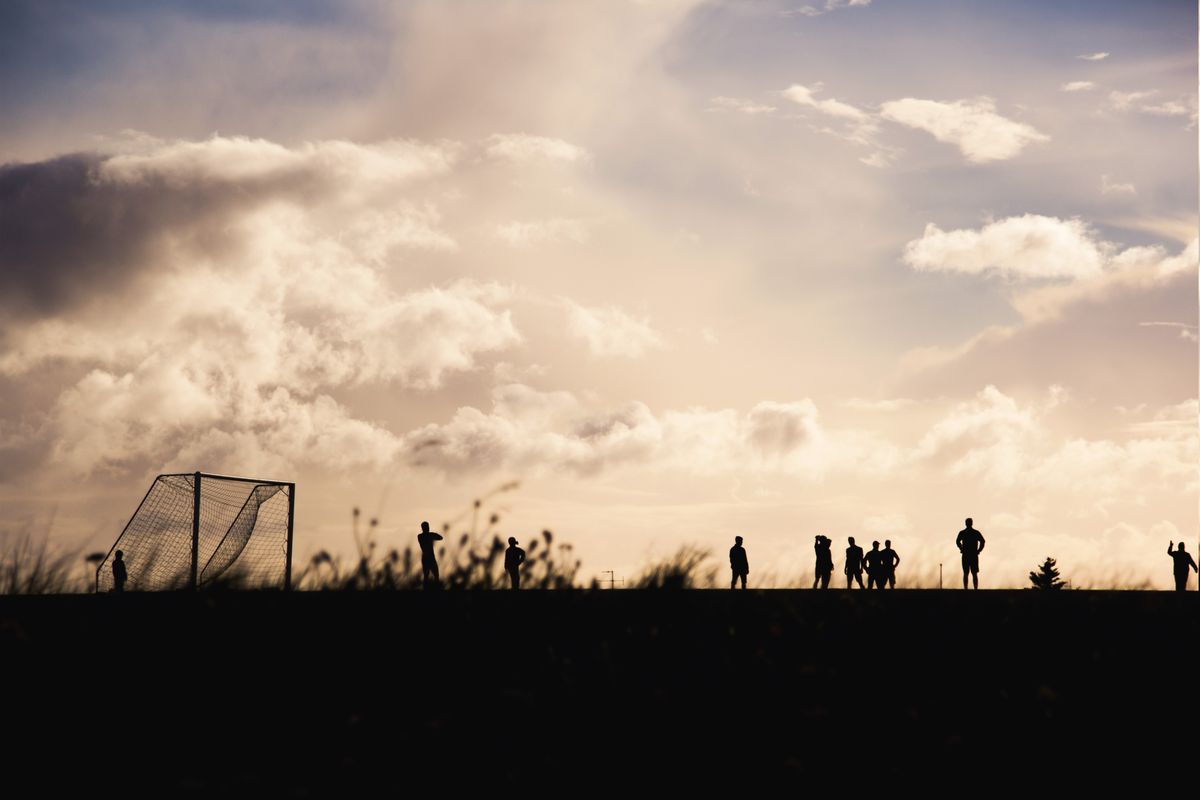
190,471,201,590
284,482,295,591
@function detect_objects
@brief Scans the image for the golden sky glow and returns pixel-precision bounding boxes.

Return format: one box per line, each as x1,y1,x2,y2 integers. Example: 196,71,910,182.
0,1,1196,587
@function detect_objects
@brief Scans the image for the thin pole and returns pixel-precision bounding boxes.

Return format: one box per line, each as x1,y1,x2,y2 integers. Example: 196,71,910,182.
190,471,201,590
285,483,295,591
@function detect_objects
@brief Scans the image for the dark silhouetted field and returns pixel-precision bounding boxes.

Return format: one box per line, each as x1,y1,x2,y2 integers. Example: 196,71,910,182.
2,590,1195,794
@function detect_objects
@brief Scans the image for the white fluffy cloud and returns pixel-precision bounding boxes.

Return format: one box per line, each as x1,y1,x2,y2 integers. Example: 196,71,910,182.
879,97,1049,162
563,300,666,358
1060,81,1095,92
903,214,1108,280
1076,52,1110,61
783,84,872,123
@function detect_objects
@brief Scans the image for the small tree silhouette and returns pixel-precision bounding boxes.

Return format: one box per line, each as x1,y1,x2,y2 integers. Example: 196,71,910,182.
1029,556,1066,590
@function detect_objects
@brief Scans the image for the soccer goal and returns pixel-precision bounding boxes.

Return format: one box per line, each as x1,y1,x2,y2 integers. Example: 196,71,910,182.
95,472,295,592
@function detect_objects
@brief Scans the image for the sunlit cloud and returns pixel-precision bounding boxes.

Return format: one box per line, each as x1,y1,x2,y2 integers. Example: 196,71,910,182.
563,301,666,358
880,97,1049,162
903,215,1108,280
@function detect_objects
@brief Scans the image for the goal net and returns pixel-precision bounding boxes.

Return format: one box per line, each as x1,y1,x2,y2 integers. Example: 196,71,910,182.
96,472,294,591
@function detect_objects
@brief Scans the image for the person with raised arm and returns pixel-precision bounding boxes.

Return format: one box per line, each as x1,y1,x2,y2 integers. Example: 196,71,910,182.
813,535,834,589
505,537,526,590
417,521,444,589
1167,541,1197,592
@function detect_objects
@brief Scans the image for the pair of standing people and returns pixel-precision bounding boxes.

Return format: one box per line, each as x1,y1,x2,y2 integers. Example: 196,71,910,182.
417,521,527,589
841,538,900,589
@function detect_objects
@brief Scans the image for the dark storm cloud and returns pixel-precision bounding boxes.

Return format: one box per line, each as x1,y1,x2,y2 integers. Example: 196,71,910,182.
0,148,340,321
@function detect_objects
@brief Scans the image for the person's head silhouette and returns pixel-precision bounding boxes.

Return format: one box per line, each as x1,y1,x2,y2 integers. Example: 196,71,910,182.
848,536,856,546
884,539,892,549
735,535,744,545
1179,542,1187,552
965,517,973,528
871,540,880,550
508,537,518,546
421,521,430,533
115,550,124,559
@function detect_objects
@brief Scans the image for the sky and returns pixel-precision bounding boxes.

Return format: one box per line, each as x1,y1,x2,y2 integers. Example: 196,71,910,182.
0,0,1196,588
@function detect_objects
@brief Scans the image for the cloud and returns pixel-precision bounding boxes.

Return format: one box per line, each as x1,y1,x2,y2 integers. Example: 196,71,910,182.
912,385,1040,485
1138,322,1199,343
495,218,590,247
781,0,872,18
563,300,666,358
1076,52,1110,61
403,385,845,477
707,96,777,115
0,136,458,320
903,214,1109,280
1060,81,1095,92
858,151,892,168
0,135,527,476
897,233,1197,399
879,97,1049,162
484,133,590,164
783,83,872,123
1109,91,1198,126
910,387,1198,494
1140,100,1191,117
1100,174,1136,196
403,382,1198,510
1008,237,1197,323
782,82,893,162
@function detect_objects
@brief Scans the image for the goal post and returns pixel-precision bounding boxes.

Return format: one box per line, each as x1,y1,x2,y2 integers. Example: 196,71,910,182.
96,472,295,592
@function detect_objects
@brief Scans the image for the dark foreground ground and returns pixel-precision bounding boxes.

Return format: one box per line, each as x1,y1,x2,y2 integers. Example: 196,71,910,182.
2,590,1196,795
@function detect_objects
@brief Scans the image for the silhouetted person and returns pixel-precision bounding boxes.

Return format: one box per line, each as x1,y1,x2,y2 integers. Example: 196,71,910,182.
864,541,885,589
730,536,749,589
844,537,865,589
505,537,526,590
111,550,127,593
956,518,985,590
1167,541,1197,592
882,539,900,589
417,521,443,589
813,535,834,589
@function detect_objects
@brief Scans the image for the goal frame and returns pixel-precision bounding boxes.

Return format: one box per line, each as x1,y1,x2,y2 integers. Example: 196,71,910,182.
96,471,295,592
